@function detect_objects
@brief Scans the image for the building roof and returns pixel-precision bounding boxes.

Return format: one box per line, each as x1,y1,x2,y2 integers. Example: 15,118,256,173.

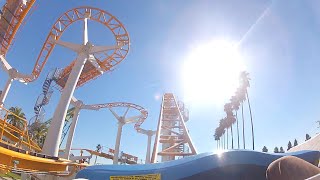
288,133,320,152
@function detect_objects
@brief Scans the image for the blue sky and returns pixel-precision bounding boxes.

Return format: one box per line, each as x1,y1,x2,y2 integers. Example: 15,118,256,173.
1,0,320,163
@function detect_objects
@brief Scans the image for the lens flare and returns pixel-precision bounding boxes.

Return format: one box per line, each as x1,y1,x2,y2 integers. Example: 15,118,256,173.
181,39,245,106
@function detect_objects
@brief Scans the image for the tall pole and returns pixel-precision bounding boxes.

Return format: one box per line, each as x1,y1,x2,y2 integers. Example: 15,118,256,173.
146,134,152,164
242,103,245,149
83,17,88,45
247,92,255,150
145,131,154,164
63,105,81,159
42,17,90,156
227,128,228,149
236,111,240,149
231,125,234,149
0,78,13,107
113,121,124,164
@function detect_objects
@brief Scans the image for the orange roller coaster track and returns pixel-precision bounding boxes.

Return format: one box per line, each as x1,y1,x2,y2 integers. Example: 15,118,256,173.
0,0,36,56
0,5,130,174
87,102,148,133
1,5,130,87
31,6,130,87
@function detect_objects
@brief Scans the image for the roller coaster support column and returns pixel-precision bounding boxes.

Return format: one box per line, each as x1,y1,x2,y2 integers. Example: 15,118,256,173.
42,11,122,156
0,76,13,107
0,55,33,107
145,130,156,164
42,14,90,156
109,107,142,164
0,68,20,107
114,121,124,164
64,100,82,159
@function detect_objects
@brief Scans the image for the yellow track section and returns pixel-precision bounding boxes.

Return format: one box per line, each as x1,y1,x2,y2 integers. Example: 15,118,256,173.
0,120,41,151
0,107,86,175
0,146,68,173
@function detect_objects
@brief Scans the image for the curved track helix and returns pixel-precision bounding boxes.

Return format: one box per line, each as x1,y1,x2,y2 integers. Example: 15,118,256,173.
0,6,130,175
84,102,149,133
0,0,36,55
1,6,130,86
31,6,130,87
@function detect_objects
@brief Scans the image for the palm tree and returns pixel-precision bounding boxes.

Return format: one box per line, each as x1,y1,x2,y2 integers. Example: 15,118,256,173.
221,130,225,149
230,95,240,149
220,132,224,149
223,118,229,149
29,121,48,148
226,126,228,149
220,128,226,150
216,123,224,150
214,129,218,149
215,125,224,150
214,118,228,150
241,101,245,149
7,107,26,137
223,132,226,149
224,103,236,149
240,71,254,150
224,104,230,149
94,144,102,164
220,118,227,149
236,87,247,149
214,133,220,149
227,115,236,149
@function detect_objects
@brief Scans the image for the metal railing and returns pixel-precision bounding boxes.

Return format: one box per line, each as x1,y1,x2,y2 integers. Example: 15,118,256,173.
0,107,41,152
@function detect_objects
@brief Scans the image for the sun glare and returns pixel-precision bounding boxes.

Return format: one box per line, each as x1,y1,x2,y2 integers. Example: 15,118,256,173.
182,40,245,106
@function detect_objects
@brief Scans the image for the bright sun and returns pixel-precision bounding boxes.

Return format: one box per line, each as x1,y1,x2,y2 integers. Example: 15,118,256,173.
182,40,245,105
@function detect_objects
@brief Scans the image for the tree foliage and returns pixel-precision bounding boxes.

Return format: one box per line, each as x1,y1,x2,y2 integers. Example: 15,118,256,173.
279,147,284,153
7,107,26,131
274,147,279,153
287,141,292,151
262,146,268,152
294,139,298,146
306,134,311,141
29,121,48,148
7,107,26,138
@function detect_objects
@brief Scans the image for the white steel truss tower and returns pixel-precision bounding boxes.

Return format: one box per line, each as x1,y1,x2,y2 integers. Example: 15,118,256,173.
151,93,197,163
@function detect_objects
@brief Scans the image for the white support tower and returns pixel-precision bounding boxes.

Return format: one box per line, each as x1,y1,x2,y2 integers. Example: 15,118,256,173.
42,11,123,157
63,100,82,160
63,98,99,160
109,107,142,165
0,55,33,106
151,93,197,163
137,129,156,164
